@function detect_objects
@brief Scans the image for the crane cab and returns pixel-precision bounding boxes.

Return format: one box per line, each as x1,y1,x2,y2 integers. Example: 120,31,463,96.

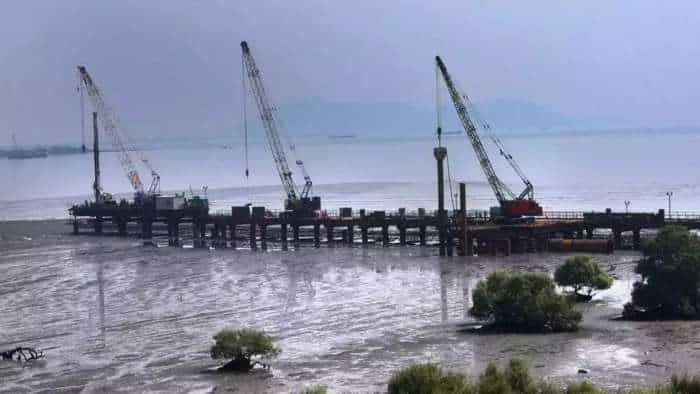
285,196,321,217
490,200,543,223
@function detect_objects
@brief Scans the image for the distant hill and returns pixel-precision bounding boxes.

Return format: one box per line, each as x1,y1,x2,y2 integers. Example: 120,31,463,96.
272,97,575,137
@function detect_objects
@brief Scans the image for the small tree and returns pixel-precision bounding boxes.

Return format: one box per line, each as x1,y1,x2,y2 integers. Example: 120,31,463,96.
554,256,613,301
624,226,700,319
470,271,582,333
210,328,280,371
301,386,328,394
565,381,603,394
387,363,474,394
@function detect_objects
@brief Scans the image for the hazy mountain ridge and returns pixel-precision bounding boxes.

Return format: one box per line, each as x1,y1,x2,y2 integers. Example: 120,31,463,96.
274,97,576,136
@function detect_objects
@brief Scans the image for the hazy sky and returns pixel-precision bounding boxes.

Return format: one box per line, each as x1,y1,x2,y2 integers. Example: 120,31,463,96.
1,0,699,144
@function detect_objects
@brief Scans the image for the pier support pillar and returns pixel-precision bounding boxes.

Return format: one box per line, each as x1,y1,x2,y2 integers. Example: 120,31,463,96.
360,210,368,246
73,218,79,234
211,223,220,247
326,224,334,245
172,219,180,246
633,227,641,250
382,224,389,247
313,222,321,248
260,225,267,250
347,224,354,244
229,223,237,249
458,183,467,256
434,147,448,256
191,221,199,248
586,227,594,239
167,217,174,246
613,226,622,249
94,217,103,234
250,221,257,250
503,238,511,256
577,228,584,239
281,221,288,251
117,219,126,236
399,224,406,246
292,223,300,248
141,217,153,244
219,224,227,248
199,222,206,248
446,230,454,256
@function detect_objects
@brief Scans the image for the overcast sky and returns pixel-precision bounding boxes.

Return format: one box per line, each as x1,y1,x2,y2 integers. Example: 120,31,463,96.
1,0,699,144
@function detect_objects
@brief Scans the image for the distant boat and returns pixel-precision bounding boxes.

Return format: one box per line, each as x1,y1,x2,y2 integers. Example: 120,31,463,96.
328,134,357,140
7,147,48,159
7,133,48,160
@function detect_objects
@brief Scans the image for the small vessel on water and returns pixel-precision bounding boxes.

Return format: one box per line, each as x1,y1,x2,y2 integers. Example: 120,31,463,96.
6,133,48,160
328,134,357,140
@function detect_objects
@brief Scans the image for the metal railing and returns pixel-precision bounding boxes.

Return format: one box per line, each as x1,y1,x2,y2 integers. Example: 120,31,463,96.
208,206,700,224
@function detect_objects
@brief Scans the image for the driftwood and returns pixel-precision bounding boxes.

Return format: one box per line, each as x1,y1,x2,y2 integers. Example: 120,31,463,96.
1,347,45,362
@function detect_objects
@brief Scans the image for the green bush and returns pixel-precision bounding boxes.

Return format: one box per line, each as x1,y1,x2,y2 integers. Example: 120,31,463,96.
554,256,613,300
565,381,602,394
210,328,280,371
387,363,474,394
670,373,700,393
470,271,582,332
386,360,700,394
624,374,700,393
505,359,538,394
624,226,700,319
301,386,328,394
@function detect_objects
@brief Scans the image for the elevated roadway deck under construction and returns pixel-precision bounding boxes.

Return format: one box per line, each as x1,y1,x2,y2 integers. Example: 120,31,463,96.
69,200,698,256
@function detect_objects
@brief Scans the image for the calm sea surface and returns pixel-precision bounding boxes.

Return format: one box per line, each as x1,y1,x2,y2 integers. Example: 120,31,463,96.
0,131,698,219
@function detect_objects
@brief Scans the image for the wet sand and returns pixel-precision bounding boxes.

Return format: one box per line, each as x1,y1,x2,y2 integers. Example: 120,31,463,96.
1,220,699,393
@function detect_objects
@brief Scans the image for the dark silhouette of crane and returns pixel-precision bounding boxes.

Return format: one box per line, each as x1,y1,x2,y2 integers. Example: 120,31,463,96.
240,41,319,214
435,55,543,219
77,66,161,200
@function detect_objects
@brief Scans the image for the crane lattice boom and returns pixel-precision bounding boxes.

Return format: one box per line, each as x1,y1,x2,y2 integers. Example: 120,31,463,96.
240,41,312,203
77,66,159,195
435,56,514,202
435,55,541,217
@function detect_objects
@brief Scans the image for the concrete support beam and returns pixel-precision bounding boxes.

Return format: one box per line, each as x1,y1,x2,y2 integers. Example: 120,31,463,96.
94,217,103,234
281,222,288,251
260,225,267,250
313,222,320,248
230,223,237,249
326,224,334,245
250,221,257,250
434,147,448,256
292,223,300,248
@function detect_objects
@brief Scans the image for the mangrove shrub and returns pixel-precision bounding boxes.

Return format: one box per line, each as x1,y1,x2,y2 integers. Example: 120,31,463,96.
470,271,582,332
387,359,700,394
387,363,474,394
624,226,700,319
210,328,280,371
554,256,612,301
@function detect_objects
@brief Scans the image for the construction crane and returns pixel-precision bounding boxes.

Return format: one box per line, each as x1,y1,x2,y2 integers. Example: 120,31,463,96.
240,41,319,214
76,66,161,199
435,55,543,219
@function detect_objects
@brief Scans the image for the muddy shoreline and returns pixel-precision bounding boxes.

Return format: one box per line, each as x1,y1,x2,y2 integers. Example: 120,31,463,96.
1,220,699,393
